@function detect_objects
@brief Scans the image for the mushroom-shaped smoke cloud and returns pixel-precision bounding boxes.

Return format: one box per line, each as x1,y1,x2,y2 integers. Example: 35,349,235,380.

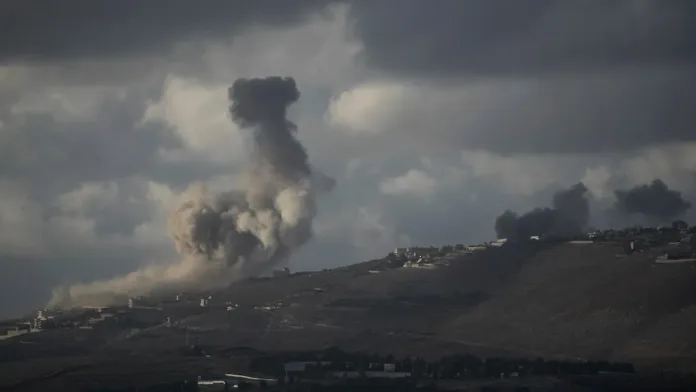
49,77,333,308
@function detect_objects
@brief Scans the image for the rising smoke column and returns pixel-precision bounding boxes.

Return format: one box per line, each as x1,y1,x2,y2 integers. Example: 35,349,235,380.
494,210,519,240
494,182,590,240
614,179,691,222
551,182,590,236
49,76,333,308
169,76,325,276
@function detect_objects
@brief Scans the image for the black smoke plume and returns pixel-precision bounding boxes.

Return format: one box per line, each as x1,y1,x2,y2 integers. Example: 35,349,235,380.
614,179,691,222
495,182,590,240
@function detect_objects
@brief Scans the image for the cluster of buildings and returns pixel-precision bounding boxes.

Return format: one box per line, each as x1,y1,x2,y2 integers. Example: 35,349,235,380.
391,222,696,270
590,225,690,245
0,306,125,339
392,240,507,270
199,359,411,390
0,321,34,340
2,290,237,341
233,349,637,388
590,224,696,260
282,359,411,383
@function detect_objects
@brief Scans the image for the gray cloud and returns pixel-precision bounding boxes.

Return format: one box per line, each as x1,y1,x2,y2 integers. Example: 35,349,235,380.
350,0,696,76
0,87,178,200
72,178,154,237
334,1,696,155
0,0,331,61
330,66,696,155
0,79,236,243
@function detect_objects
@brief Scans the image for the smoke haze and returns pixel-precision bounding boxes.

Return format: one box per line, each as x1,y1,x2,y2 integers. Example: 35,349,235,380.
614,179,691,222
495,182,590,240
49,76,333,308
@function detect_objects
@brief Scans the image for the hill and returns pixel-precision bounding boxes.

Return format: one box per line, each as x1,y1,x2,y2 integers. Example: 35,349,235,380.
91,242,696,365
204,241,696,369
3,240,696,388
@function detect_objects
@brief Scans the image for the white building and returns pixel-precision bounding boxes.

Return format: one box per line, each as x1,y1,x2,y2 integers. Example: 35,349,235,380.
394,247,409,257
490,238,508,247
128,296,150,309
37,308,61,320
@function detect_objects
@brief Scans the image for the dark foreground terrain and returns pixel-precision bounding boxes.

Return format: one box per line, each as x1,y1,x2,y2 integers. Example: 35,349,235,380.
3,241,696,390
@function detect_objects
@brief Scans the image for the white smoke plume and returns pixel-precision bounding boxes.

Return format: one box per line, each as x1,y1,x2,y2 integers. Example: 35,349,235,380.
49,77,333,308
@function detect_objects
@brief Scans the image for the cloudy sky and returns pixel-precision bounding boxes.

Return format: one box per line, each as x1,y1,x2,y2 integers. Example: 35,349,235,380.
1,0,695,317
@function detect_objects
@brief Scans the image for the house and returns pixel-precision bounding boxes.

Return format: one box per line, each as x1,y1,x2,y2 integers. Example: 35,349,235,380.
327,370,411,379
128,296,152,309
403,258,438,269
394,247,408,255
37,308,60,320
490,238,507,247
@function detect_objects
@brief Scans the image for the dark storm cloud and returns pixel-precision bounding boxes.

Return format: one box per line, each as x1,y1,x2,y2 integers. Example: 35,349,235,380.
337,1,696,155
495,182,590,240
614,179,692,222
4,1,693,72
462,69,696,154
361,66,696,155
349,0,696,76
0,0,332,61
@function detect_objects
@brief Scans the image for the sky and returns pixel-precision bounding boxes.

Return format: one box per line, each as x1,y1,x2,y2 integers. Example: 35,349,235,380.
1,0,695,318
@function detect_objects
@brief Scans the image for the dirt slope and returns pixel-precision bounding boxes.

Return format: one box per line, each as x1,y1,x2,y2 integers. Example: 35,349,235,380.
106,241,692,370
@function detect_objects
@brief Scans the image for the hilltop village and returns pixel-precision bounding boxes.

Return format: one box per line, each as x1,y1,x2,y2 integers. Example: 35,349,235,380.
3,221,696,390
3,221,696,341
388,220,696,271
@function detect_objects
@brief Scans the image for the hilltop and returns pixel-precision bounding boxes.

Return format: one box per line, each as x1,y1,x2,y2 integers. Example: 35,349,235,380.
3,233,696,388
178,240,696,368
